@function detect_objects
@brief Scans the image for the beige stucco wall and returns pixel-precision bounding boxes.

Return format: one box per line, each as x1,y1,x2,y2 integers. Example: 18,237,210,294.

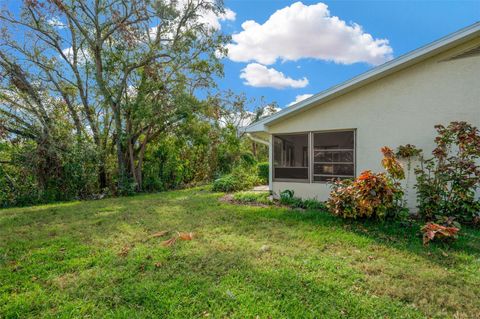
268,38,480,210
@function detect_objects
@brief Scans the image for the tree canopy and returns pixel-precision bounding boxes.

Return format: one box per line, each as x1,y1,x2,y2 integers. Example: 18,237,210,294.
0,0,272,207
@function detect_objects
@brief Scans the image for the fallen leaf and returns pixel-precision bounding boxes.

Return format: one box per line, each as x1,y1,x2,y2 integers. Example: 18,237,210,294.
150,230,169,238
178,232,194,241
154,262,163,268
161,237,177,247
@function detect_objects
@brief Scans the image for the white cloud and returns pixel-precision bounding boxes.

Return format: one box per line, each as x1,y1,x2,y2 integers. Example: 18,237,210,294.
263,105,281,115
47,17,66,29
240,63,308,89
287,94,314,106
227,2,393,66
176,0,235,31
200,7,236,30
148,3,235,41
61,47,90,64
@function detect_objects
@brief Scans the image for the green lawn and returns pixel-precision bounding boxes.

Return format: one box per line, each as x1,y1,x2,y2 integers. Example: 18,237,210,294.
1,188,479,318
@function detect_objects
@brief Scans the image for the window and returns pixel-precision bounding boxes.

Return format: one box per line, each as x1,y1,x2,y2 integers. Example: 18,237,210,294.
273,134,309,180
313,130,355,182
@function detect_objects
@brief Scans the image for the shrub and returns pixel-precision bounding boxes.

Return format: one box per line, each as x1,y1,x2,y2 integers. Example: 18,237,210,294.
302,198,328,210
212,167,261,192
415,121,480,223
279,189,295,202
421,222,460,246
396,144,422,159
279,189,327,210
233,191,272,205
327,147,405,219
212,175,237,192
257,162,269,183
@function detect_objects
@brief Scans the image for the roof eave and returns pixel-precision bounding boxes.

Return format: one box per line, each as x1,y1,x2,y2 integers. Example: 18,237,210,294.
243,21,480,131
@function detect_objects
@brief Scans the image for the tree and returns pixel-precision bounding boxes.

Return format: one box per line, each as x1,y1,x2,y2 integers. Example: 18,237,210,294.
0,0,229,191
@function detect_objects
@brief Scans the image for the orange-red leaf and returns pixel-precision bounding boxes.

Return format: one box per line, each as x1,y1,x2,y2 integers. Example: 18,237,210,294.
150,231,168,238
178,232,194,241
161,237,177,247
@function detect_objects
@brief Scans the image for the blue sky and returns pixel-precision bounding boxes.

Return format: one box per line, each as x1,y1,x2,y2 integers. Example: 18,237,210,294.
218,0,480,109
3,0,479,110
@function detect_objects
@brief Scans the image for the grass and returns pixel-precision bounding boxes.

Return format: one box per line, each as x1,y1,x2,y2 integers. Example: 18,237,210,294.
232,191,273,205
1,188,479,318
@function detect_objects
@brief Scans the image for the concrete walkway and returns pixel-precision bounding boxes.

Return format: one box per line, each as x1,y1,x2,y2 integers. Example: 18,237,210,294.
252,185,269,192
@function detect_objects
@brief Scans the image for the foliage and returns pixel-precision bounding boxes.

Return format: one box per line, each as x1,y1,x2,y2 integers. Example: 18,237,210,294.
328,147,405,219
212,167,261,193
0,138,100,207
421,222,460,245
381,146,405,180
279,189,295,202
1,189,480,318
257,162,269,183
302,198,328,210
396,144,422,159
415,121,480,223
232,191,272,205
0,0,275,207
279,189,327,210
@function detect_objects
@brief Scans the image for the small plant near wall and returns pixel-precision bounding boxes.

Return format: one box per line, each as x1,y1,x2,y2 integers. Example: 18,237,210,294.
396,144,423,170
415,121,480,224
395,144,423,207
328,147,406,219
396,144,423,159
421,222,460,246
279,189,327,210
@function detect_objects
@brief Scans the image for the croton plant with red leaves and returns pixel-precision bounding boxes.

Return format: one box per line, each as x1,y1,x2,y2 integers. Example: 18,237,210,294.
415,121,480,223
328,147,405,219
421,222,459,246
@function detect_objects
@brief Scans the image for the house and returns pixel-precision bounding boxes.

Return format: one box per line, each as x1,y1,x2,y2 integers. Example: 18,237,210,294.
244,22,480,209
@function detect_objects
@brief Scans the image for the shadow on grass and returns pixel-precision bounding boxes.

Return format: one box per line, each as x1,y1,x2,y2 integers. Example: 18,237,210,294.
1,188,479,317
237,204,480,266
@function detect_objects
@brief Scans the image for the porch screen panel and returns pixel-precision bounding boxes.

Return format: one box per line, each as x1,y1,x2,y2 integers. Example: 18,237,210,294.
313,131,354,182
273,134,309,180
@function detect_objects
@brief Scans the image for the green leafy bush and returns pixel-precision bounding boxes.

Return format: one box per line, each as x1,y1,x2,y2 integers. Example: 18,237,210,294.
212,167,261,192
257,162,269,183
232,191,272,205
415,121,480,223
279,189,327,210
303,198,328,210
328,147,405,219
280,189,295,202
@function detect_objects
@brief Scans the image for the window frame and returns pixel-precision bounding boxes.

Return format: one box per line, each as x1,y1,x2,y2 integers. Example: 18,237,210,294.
272,132,310,183
311,129,356,184
271,129,356,184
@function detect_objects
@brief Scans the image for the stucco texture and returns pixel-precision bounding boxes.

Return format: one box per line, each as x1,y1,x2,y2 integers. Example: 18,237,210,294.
268,38,480,210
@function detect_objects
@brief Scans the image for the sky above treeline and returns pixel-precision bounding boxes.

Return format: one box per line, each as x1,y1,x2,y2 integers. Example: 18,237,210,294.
4,0,480,110
218,0,480,109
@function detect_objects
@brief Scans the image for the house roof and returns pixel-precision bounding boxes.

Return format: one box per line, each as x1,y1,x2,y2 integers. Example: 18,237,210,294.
245,22,480,133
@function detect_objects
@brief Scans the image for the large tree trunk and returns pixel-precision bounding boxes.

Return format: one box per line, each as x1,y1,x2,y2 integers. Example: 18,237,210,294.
112,103,126,189
98,161,107,190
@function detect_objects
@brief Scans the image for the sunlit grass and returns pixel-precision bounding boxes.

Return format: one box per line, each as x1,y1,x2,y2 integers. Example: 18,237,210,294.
1,188,479,318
